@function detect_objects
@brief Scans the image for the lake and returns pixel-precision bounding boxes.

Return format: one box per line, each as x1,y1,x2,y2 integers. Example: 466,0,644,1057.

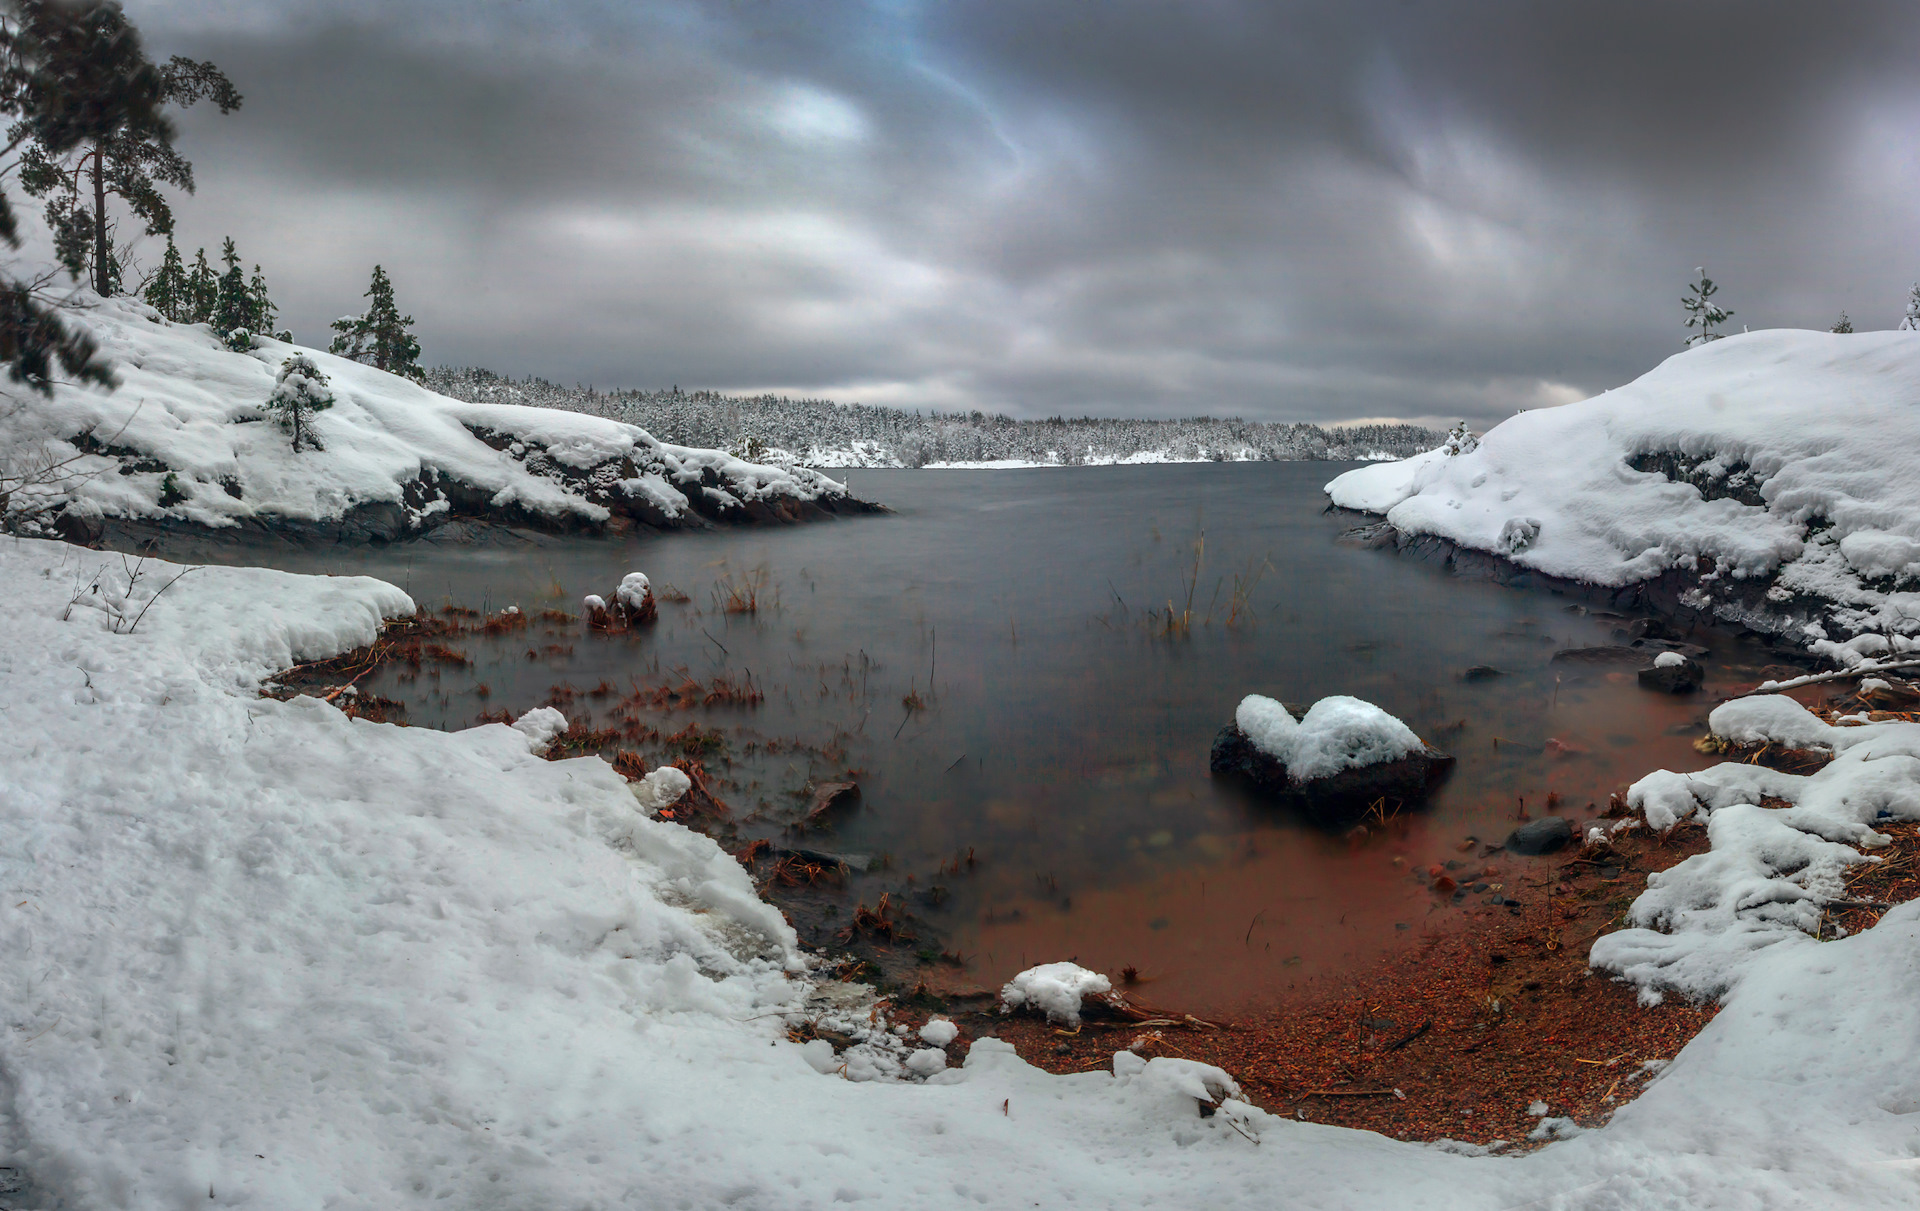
168,462,1789,1012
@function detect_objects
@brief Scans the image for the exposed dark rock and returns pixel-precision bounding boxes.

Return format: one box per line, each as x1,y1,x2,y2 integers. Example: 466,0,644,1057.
1337,522,1399,549
1505,817,1574,855
1209,723,1455,826
1463,665,1505,682
1638,656,1704,694
1550,646,1648,665
802,781,862,825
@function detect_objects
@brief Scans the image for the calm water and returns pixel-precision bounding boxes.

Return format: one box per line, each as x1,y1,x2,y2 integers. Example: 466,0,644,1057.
171,464,1792,1012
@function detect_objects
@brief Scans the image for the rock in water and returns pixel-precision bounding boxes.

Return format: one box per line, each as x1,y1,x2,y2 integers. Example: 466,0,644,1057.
1506,817,1574,855
1463,665,1505,682
1637,653,1704,694
1210,694,1455,825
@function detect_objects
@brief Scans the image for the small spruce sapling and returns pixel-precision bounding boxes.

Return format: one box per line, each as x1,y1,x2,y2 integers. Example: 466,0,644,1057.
1902,283,1920,332
1831,312,1854,334
1682,267,1732,346
210,236,252,344
265,353,334,452
187,246,218,324
1443,419,1478,456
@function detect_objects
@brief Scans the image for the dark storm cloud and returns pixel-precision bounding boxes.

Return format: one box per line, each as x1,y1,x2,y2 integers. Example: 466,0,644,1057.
118,0,1920,426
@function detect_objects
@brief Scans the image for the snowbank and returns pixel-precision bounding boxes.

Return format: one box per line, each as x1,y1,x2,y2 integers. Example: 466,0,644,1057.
1,294,865,542
1596,695,1920,1003
1326,330,1920,642
8,536,1920,1206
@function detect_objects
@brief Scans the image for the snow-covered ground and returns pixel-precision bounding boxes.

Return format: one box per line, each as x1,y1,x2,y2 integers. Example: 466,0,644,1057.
7,536,1920,1206
1326,330,1920,646
0,294,859,542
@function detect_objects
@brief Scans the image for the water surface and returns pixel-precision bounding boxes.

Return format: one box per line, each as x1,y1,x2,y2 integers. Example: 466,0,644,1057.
180,463,1789,1012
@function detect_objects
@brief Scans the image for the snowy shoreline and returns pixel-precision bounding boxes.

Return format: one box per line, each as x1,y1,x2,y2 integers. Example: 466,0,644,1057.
7,534,1920,1205
1326,329,1920,664
2,295,881,549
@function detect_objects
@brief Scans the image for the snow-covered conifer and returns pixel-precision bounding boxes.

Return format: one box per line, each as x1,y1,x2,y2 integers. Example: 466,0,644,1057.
142,237,190,322
1682,267,1732,345
1831,312,1853,334
210,237,252,341
248,264,277,339
329,265,422,380
265,352,334,452
187,247,218,324
1444,419,1478,455
1902,283,1920,332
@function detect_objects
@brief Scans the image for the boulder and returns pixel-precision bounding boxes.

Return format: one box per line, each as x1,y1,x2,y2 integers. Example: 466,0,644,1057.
1463,665,1505,682
1637,653,1704,694
1505,817,1574,855
1210,721,1454,825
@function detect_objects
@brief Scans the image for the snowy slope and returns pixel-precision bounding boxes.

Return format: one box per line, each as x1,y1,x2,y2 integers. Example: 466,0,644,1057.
1326,330,1920,643
0,294,863,541
7,538,1920,1206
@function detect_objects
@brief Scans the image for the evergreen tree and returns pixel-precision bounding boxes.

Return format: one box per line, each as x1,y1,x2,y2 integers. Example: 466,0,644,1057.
13,0,240,296
1902,283,1920,332
0,0,142,394
187,246,217,323
209,236,251,340
247,264,282,340
329,265,422,380
264,352,333,452
1831,312,1854,334
1682,267,1733,346
142,234,189,321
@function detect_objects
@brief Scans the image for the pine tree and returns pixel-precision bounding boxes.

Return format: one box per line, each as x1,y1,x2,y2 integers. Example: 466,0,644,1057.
1682,267,1733,346
1831,312,1854,334
209,236,252,342
142,235,189,321
247,264,282,340
265,352,333,452
329,265,422,380
187,246,217,324
13,1,240,297
1902,283,1920,332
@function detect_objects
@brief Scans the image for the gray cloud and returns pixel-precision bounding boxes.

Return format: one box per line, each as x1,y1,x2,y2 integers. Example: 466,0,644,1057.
109,0,1920,426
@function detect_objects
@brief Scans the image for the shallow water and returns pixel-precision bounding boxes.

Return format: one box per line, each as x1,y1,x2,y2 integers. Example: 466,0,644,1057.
174,463,1795,1012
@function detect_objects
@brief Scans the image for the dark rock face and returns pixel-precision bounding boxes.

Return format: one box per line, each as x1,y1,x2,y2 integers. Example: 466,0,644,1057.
1638,656,1704,694
1209,723,1455,826
1550,645,1649,666
1506,817,1574,855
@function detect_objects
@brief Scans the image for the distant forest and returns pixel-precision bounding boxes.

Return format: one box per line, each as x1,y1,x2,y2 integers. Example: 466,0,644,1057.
423,368,1442,467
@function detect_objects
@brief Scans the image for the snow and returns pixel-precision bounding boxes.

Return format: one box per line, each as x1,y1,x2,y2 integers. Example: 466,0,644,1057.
0,294,853,536
918,1017,958,1047
999,962,1114,1025
629,765,693,815
1654,650,1687,668
1596,694,1920,1003
1325,329,1920,642
10,534,1920,1205
509,705,569,753
616,570,652,611
1235,693,1425,781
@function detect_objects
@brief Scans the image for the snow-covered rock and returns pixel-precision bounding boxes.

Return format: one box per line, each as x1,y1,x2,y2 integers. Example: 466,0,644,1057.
1000,962,1113,1025
1596,694,1920,1002
1211,694,1454,820
1,294,872,543
1326,329,1920,645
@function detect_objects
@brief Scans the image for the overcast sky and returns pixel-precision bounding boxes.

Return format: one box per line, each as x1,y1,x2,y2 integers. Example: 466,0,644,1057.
103,0,1920,427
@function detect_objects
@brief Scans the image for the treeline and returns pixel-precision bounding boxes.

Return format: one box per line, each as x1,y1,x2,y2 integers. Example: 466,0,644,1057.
422,368,1441,466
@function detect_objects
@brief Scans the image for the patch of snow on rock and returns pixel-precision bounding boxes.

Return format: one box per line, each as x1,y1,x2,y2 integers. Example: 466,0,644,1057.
1000,962,1112,1025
